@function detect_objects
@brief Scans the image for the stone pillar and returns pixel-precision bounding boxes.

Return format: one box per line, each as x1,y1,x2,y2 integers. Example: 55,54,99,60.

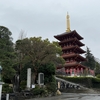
0,82,4,100
6,94,9,100
58,82,60,89
27,68,31,89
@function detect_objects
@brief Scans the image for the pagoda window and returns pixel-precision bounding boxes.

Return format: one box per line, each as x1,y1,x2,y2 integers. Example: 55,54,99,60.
68,50,69,54
64,44,66,47
69,43,71,46
70,58,73,62
66,43,68,46
66,59,69,63
70,50,72,53
62,37,64,40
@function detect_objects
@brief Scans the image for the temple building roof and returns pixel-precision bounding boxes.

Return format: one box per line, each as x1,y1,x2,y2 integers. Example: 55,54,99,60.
59,37,85,47
54,30,83,41
57,63,88,69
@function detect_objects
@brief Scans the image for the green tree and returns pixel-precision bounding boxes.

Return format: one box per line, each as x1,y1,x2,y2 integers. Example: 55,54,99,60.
95,62,100,75
82,47,95,70
0,26,15,82
38,63,55,83
15,37,64,84
38,63,56,93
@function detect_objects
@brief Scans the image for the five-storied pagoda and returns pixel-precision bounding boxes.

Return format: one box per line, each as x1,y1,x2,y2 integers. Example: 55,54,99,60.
54,13,94,77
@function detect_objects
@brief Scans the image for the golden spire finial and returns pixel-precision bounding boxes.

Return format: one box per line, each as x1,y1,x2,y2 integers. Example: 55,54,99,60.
66,12,71,32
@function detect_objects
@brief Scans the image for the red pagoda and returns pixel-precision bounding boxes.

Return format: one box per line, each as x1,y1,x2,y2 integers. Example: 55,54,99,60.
54,13,94,77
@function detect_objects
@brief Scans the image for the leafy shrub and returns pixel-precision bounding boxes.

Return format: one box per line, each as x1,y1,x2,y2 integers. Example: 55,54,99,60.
20,80,26,90
46,82,56,93
31,85,46,96
96,74,100,78
2,83,13,93
38,63,55,84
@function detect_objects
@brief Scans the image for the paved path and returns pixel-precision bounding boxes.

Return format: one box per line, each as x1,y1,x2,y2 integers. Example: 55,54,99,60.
25,93,100,100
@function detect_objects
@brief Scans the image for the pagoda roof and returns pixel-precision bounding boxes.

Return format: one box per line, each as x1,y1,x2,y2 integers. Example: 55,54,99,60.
59,37,85,47
64,63,87,69
54,30,83,41
62,53,86,61
62,46,85,54
57,63,88,69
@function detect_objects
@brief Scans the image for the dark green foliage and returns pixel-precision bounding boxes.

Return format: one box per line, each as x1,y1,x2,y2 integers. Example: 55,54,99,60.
38,63,55,84
31,85,46,96
2,83,13,93
20,80,27,90
20,62,33,81
95,62,100,75
82,47,100,75
0,26,15,81
46,82,56,93
15,37,64,84
38,63,55,75
38,63,57,93
96,74,100,78
82,47,96,70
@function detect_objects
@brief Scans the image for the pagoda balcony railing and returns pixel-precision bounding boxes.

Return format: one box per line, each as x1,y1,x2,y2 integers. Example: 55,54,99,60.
62,52,77,56
62,45,77,50
65,61,78,64
62,53,75,58
59,37,76,43
59,37,78,44
62,46,85,54
62,53,86,61
59,38,84,47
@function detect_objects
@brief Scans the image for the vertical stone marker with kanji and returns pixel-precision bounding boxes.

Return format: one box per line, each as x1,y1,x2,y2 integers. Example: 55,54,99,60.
27,68,31,89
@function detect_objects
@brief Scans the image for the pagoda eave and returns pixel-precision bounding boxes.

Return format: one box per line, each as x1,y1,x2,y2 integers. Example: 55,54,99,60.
54,30,83,41
62,54,86,61
57,63,87,69
59,38,85,47
62,46,86,54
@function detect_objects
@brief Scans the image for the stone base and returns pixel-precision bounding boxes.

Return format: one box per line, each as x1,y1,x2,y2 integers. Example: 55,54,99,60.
56,89,61,95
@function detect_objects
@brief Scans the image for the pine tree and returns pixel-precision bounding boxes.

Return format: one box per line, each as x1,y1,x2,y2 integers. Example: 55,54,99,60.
82,47,95,70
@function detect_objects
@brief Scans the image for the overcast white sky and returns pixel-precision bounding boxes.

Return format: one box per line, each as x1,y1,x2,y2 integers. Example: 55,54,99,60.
0,0,100,59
